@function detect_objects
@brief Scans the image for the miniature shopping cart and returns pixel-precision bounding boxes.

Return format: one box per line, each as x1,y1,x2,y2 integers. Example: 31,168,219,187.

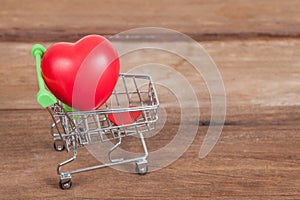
32,44,159,189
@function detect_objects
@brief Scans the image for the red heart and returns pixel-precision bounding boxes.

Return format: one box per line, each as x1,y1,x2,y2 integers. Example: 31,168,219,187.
108,106,141,126
41,35,120,111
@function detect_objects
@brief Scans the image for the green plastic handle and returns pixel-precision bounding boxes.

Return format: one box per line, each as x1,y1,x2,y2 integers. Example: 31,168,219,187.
32,44,57,108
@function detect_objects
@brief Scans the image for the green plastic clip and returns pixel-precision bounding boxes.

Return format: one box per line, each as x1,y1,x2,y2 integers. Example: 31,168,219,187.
63,103,80,119
63,104,73,112
32,44,57,108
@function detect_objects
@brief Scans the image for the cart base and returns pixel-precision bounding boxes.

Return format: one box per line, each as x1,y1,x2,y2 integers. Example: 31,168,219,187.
57,131,149,189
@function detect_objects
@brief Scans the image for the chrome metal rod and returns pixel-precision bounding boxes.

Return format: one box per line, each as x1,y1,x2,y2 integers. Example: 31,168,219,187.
67,156,145,175
139,131,149,159
57,156,76,175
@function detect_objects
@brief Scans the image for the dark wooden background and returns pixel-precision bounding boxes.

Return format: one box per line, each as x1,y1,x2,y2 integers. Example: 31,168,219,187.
0,0,299,199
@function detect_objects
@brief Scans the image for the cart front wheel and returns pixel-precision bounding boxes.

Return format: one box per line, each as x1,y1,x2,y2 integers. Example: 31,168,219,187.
59,180,72,190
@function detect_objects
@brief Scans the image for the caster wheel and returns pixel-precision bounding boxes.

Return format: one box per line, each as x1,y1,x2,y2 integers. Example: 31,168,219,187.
59,180,72,190
136,164,148,175
54,142,64,151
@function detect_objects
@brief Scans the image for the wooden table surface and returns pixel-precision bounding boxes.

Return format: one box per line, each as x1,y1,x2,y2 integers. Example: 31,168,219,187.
0,1,299,199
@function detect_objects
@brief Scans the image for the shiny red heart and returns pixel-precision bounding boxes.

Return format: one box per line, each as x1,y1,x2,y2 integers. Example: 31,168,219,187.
41,35,120,111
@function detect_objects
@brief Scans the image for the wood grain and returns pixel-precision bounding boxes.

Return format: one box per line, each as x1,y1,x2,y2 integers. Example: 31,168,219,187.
0,107,299,199
1,0,300,41
1,39,300,110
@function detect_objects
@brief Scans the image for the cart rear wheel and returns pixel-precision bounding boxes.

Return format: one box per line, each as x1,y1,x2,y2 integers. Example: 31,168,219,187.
54,141,65,151
136,164,148,175
59,180,72,190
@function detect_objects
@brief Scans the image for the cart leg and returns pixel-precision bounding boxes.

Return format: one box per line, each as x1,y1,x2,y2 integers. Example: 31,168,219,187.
135,131,149,175
139,131,148,159
51,118,65,151
57,156,75,190
108,136,124,163
57,137,77,189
